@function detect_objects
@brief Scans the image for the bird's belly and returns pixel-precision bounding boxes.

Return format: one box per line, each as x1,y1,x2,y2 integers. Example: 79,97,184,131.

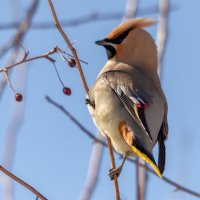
96,97,135,156
104,121,134,156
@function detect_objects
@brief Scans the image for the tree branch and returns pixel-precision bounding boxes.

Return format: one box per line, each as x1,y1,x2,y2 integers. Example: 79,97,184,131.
122,0,138,22
45,96,103,144
1,61,27,200
47,1,121,199
45,96,200,199
48,0,89,93
0,0,39,100
0,165,47,200
156,0,170,78
80,132,104,200
0,4,178,30
0,0,39,58
0,47,58,73
106,135,121,200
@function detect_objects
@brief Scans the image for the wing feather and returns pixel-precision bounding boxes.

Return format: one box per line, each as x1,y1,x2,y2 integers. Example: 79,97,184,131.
110,84,153,142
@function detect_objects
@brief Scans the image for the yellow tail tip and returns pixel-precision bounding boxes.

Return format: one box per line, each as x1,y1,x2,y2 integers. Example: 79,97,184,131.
131,146,162,178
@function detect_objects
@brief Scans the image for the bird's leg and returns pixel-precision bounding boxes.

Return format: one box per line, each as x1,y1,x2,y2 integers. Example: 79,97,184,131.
109,154,127,180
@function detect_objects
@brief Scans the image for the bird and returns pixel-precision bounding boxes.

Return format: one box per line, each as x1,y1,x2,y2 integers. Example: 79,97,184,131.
86,18,168,179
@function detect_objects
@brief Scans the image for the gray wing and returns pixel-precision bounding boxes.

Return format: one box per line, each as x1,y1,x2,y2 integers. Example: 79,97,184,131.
102,70,154,142
100,70,168,174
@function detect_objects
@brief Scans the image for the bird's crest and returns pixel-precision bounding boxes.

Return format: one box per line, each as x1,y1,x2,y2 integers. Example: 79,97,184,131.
106,18,157,40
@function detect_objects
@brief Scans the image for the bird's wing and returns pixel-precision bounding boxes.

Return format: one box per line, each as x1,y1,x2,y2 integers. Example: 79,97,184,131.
103,70,153,142
101,70,164,177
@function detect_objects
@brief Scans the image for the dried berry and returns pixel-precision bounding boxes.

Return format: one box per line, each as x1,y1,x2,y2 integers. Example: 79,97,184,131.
63,87,71,96
15,93,23,102
68,58,76,67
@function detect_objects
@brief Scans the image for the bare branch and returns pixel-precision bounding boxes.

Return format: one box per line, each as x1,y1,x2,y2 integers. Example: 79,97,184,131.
48,0,89,93
0,47,58,73
0,0,39,100
136,158,148,200
0,5,178,30
0,0,39,58
45,96,103,144
80,132,104,200
0,165,47,200
46,96,200,199
47,1,121,198
106,135,121,200
122,0,138,22
127,157,200,198
156,0,170,78
1,62,27,200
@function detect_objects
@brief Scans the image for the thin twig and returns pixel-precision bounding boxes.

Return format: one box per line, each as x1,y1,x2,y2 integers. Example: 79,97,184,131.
1,62,27,200
136,158,148,200
0,165,47,200
0,47,58,73
0,51,18,100
1,1,41,199
48,0,89,93
106,135,121,200
46,96,200,199
0,0,38,100
0,0,39,58
47,1,121,199
156,0,170,78
45,96,103,144
80,132,104,200
127,157,200,198
0,5,178,30
122,0,138,22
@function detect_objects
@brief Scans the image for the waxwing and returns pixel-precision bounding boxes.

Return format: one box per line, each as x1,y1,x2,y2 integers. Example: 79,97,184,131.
86,18,168,178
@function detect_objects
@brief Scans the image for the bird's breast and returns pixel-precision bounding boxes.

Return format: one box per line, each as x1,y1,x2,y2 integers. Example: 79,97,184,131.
88,82,134,156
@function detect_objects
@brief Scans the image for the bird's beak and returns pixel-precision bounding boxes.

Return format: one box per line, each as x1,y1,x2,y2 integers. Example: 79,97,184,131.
95,39,107,46
95,38,115,47
95,38,116,59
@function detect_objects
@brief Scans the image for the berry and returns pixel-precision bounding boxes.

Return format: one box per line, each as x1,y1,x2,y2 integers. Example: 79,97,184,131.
15,93,23,102
68,58,76,67
63,87,71,96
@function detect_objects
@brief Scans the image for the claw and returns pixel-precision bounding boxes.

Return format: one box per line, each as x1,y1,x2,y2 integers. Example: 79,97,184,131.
108,167,122,180
108,155,127,180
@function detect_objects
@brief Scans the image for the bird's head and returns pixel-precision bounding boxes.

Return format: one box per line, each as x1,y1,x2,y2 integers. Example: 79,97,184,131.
96,18,158,74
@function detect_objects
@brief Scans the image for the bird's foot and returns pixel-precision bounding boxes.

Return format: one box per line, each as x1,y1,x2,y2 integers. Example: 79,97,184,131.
108,167,122,180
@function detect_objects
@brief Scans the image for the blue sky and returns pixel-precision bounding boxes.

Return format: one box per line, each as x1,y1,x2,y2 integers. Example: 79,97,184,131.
1,0,200,200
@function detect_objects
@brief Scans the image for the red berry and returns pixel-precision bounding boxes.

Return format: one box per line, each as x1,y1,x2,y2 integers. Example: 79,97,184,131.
15,93,23,102
63,87,71,96
68,58,76,67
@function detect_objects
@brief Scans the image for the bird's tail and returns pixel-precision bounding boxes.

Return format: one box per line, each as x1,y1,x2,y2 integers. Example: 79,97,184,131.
131,145,162,178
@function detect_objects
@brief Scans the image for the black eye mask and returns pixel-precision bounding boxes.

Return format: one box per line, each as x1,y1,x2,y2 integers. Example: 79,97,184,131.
104,30,130,59
104,30,130,44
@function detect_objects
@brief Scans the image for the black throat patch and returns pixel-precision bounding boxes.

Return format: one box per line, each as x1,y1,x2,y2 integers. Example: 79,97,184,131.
105,45,116,59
